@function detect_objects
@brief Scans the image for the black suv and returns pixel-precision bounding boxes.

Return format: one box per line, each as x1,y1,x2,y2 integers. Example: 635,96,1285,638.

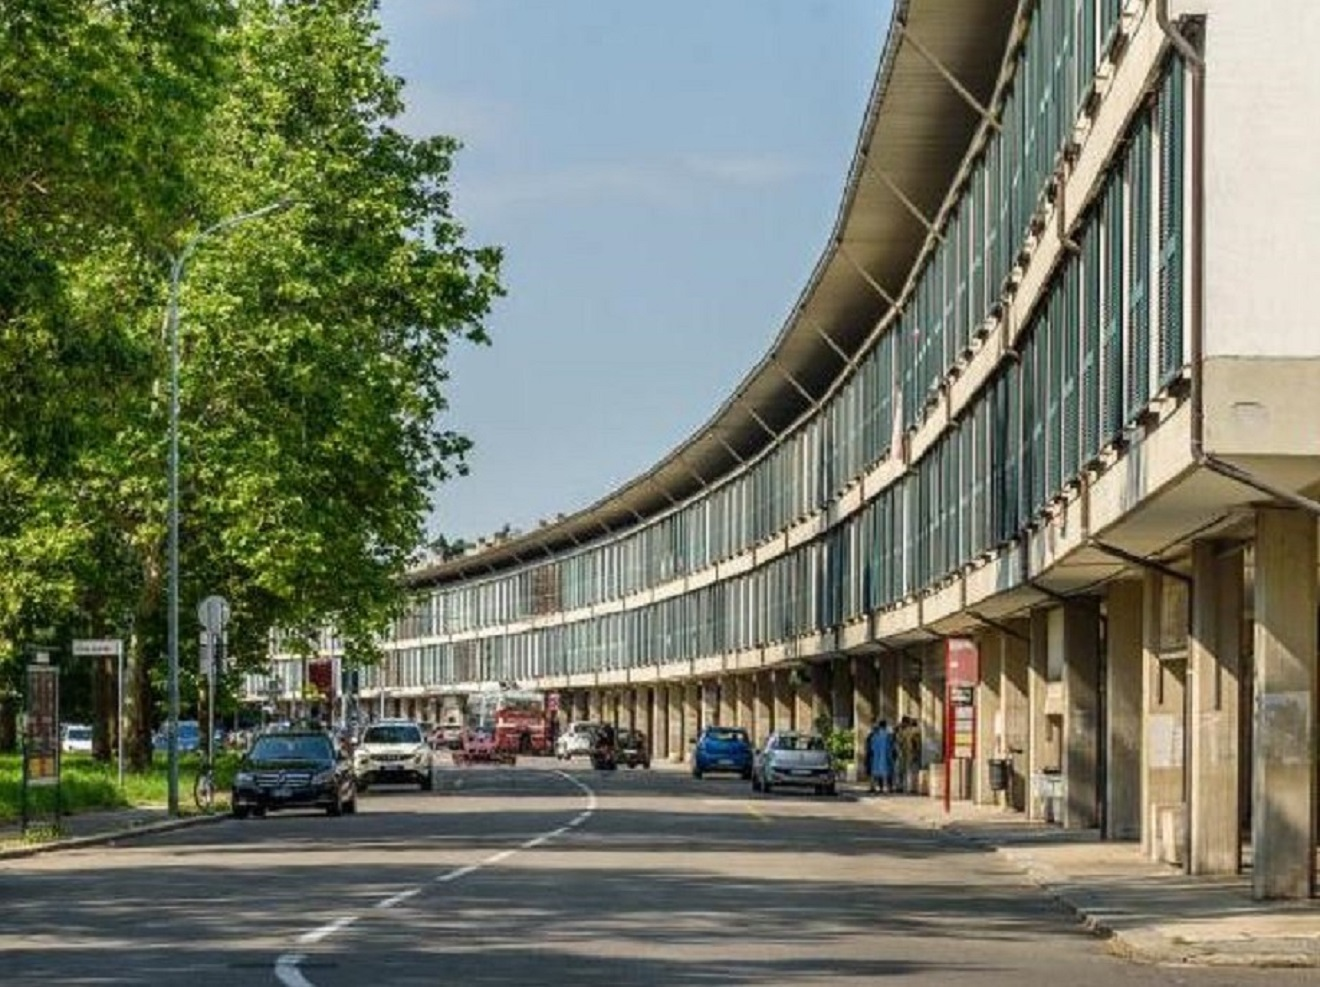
231,729,357,818
617,728,651,769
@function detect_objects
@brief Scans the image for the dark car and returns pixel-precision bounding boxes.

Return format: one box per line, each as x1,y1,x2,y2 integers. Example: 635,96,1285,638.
231,729,357,818
616,728,650,769
692,725,753,779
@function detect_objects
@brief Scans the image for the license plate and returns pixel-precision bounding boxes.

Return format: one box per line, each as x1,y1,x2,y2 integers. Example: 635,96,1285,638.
717,759,734,766
272,787,292,799
790,769,813,776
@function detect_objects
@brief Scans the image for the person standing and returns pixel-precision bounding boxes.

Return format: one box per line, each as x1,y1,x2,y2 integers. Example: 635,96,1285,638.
867,719,895,794
897,717,922,793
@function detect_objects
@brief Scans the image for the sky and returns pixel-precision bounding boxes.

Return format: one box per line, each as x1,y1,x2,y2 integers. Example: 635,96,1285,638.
374,0,895,545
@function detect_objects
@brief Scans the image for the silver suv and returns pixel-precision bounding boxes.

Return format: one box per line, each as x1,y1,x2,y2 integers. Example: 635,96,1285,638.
353,719,434,791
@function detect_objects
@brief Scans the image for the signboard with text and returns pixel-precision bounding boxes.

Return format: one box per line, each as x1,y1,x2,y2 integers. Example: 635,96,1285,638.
25,664,59,786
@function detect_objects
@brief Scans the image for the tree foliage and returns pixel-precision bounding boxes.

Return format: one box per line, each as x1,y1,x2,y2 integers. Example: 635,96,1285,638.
0,0,502,760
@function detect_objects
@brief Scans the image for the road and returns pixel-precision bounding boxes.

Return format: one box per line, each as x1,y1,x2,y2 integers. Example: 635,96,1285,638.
0,760,1310,986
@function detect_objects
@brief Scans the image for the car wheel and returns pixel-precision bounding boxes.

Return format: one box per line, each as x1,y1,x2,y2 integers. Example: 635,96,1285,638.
253,806,268,818
691,767,703,779
232,805,250,820
741,769,753,781
642,760,651,770
420,772,434,792
825,783,838,797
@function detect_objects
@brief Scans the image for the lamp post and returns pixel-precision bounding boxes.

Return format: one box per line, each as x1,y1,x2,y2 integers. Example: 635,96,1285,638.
165,200,291,816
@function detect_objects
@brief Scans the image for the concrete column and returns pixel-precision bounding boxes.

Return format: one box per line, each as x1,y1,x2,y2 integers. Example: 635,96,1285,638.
810,662,831,731
1063,599,1101,830
587,690,602,723
881,654,904,724
684,682,702,761
852,656,878,784
1142,571,1186,862
718,676,736,727
897,651,918,723
1026,609,1051,822
975,630,1004,805
794,668,813,732
735,675,754,733
1251,508,1317,900
1106,579,1144,840
831,658,853,733
753,672,772,746
668,684,685,763
655,685,670,761
1188,541,1243,875
772,668,794,735
1001,620,1030,812
702,680,720,728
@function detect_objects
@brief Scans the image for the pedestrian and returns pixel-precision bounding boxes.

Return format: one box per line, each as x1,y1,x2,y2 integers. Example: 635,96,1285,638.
862,721,878,781
897,717,922,793
867,719,895,794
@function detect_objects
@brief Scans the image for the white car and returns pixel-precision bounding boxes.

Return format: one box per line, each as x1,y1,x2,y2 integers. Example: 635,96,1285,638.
555,721,602,760
353,719,434,791
61,724,93,754
752,731,837,796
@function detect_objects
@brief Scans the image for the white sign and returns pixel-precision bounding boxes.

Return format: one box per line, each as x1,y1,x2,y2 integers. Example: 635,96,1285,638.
197,595,230,634
72,638,120,656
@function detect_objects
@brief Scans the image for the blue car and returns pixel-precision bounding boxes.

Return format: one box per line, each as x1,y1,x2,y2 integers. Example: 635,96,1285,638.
692,726,753,779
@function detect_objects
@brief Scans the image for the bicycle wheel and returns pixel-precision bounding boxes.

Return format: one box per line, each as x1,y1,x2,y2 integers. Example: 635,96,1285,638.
193,769,215,811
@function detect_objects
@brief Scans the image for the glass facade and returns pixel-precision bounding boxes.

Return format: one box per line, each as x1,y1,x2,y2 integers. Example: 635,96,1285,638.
253,3,1190,701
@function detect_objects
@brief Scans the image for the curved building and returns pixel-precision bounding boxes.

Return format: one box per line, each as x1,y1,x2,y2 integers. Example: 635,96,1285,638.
261,1,1319,898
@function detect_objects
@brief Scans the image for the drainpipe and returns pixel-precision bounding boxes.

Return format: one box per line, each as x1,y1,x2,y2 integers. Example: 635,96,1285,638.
1160,2,1320,519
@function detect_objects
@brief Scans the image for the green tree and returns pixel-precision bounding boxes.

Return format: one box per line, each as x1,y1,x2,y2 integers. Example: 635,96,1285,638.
0,0,231,754
0,1,502,765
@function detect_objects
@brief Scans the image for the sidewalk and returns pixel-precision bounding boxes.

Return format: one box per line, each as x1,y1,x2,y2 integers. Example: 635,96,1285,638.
0,805,221,861
860,788,1320,967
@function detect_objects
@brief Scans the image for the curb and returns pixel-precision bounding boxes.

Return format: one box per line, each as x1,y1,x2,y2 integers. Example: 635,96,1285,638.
0,811,226,862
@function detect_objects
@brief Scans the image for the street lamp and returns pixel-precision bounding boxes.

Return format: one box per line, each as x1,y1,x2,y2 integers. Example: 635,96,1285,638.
165,199,292,816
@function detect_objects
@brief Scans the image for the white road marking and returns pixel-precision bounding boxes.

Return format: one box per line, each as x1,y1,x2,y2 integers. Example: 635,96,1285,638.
377,888,421,909
273,769,595,987
298,915,356,944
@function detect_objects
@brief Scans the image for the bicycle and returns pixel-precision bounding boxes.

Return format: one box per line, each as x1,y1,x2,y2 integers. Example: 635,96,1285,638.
193,758,216,811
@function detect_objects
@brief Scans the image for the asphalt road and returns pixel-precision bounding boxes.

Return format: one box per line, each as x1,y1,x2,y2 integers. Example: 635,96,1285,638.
0,760,1311,986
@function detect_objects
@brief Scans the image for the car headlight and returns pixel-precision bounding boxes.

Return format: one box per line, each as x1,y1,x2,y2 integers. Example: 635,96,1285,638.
234,771,254,786
312,769,336,787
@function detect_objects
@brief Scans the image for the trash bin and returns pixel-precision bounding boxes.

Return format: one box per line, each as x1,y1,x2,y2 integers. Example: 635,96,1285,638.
988,757,1010,792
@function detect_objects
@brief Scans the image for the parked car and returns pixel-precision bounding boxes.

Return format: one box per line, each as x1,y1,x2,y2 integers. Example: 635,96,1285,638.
692,726,753,779
152,719,201,753
752,730,837,796
555,721,602,760
61,724,93,754
353,719,434,791
231,729,357,818
616,728,650,769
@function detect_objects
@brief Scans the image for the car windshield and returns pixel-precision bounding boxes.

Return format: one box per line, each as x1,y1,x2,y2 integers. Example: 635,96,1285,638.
67,727,91,741
776,734,825,751
706,729,748,743
362,724,423,745
250,735,331,761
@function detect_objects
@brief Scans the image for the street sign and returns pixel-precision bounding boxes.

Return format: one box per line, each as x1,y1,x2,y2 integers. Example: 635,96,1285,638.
197,595,230,634
72,638,121,657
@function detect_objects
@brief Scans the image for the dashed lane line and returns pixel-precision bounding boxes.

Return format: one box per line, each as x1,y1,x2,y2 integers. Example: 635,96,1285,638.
273,770,596,987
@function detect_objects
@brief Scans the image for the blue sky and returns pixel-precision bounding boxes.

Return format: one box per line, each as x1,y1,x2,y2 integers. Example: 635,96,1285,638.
375,1,894,544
